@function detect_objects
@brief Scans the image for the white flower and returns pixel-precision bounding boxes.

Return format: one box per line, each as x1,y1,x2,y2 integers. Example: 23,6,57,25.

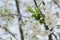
27,20,41,34
40,30,52,37
41,5,57,29
28,34,37,40
45,12,57,29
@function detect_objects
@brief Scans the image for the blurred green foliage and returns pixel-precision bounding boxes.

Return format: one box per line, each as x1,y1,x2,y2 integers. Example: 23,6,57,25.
27,1,45,24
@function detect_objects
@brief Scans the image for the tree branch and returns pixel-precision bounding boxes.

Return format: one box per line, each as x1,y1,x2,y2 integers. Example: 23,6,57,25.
53,0,60,8
15,0,24,40
0,26,18,40
33,0,53,40
52,33,58,40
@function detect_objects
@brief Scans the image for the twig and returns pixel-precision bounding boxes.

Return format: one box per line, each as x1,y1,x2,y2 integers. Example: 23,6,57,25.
0,14,31,18
33,0,53,40
44,23,52,40
52,33,58,40
15,0,24,40
59,33,60,40
53,0,60,8
33,0,37,7
0,26,18,40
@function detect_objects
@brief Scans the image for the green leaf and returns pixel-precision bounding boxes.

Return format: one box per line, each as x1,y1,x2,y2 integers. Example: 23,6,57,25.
38,2,42,7
39,19,44,24
27,0,45,24
27,7,35,13
38,0,43,7
39,17,45,24
35,7,40,14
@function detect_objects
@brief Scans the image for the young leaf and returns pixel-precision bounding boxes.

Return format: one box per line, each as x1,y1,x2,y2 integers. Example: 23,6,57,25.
38,0,43,7
27,7,35,13
35,7,39,13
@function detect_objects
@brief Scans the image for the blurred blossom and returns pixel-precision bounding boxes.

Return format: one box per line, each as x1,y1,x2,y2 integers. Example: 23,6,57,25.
41,5,58,29
0,0,60,40
40,30,52,37
45,12,58,29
